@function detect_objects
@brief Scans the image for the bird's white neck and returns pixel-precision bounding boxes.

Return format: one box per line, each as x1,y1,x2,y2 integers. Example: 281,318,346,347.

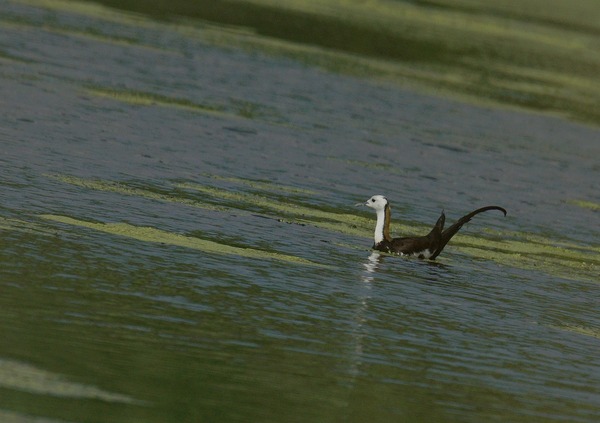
374,208,386,244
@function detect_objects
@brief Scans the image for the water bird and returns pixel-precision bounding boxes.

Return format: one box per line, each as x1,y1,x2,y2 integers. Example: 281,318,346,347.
357,195,506,259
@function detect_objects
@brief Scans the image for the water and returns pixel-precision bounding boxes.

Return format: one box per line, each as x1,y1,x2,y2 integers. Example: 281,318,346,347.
1,0,599,422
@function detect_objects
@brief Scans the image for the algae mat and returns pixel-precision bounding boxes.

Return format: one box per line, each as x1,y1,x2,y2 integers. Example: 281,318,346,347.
39,214,327,267
0,358,138,404
46,174,599,282
32,0,599,126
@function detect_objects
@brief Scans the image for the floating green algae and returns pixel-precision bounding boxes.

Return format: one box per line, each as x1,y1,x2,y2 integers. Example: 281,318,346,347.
175,181,391,237
484,229,600,254
0,358,137,403
47,174,598,281
175,181,521,266
455,227,599,282
0,13,173,54
553,324,600,340
176,182,341,220
568,199,600,211
177,181,507,243
174,0,600,125
84,86,287,124
85,86,231,116
46,174,225,212
0,216,58,236
47,173,390,242
203,174,317,195
39,214,326,267
0,410,66,423
47,173,501,250
13,0,600,125
457,245,597,283
456,232,599,261
53,172,350,229
14,0,156,29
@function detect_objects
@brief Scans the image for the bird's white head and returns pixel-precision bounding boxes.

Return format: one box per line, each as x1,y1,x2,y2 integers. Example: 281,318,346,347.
356,195,390,245
362,195,388,211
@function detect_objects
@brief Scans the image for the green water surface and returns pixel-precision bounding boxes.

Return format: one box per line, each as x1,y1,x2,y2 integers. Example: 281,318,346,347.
1,0,599,422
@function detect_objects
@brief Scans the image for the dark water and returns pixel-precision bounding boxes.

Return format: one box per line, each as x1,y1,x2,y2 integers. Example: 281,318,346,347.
1,0,599,422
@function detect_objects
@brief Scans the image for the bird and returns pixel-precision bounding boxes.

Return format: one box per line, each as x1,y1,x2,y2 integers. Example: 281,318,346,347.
357,195,506,259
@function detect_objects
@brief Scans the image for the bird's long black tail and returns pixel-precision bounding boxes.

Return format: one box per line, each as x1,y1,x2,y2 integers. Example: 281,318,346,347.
430,206,506,259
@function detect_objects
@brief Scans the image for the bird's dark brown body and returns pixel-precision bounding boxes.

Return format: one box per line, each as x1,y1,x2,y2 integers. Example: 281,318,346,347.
361,195,506,259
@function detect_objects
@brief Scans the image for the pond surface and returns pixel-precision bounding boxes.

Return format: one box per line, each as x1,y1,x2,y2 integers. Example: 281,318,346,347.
1,0,599,422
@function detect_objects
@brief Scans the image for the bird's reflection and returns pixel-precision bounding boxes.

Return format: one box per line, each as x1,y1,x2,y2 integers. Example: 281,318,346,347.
361,251,382,283
344,251,384,390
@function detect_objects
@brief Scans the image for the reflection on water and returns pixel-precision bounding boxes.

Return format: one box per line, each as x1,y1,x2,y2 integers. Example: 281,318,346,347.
346,252,380,386
361,251,381,284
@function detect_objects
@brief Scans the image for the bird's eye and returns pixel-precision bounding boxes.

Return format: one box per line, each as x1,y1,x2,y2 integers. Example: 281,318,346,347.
371,199,376,202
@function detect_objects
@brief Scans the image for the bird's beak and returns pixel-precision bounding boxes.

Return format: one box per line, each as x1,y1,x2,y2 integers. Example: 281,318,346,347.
355,201,367,207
